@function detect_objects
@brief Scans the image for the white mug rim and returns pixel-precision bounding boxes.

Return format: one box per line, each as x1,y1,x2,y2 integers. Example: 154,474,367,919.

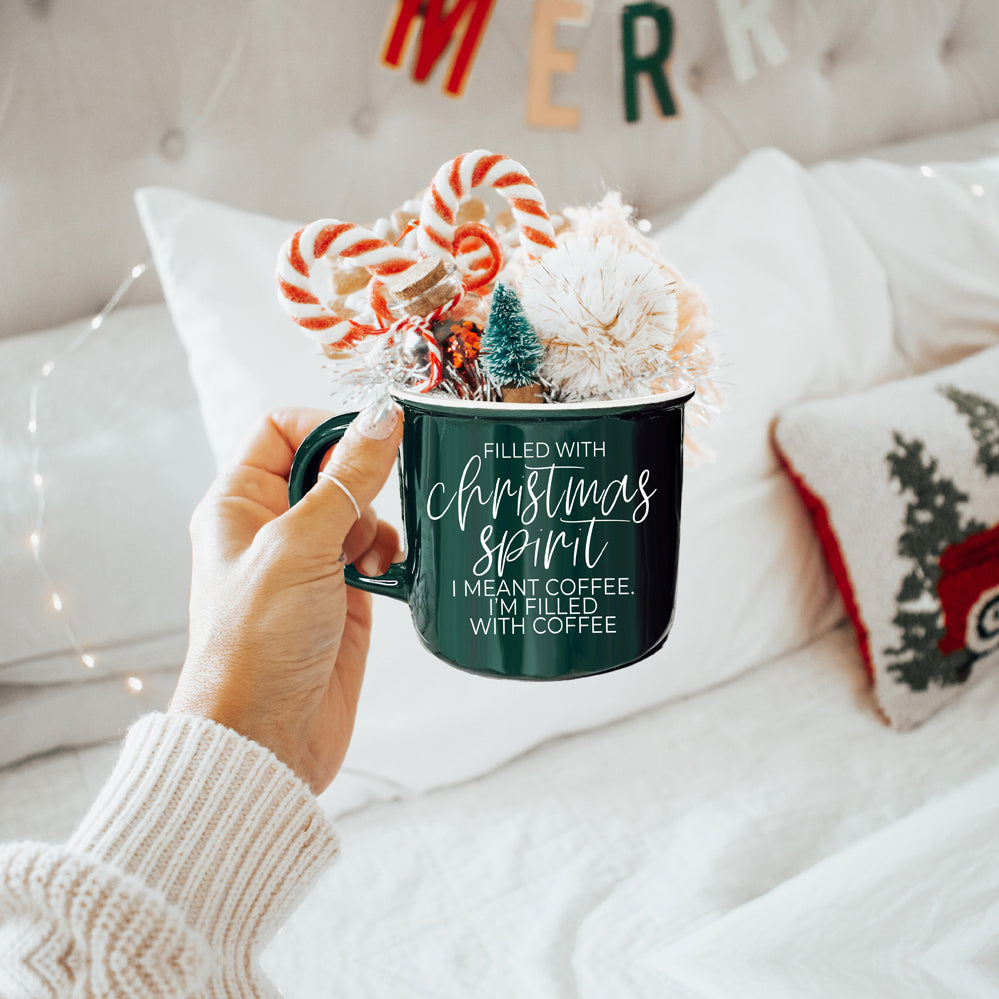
392,383,694,414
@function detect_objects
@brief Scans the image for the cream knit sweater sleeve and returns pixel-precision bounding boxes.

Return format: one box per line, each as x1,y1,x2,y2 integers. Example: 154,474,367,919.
0,712,341,998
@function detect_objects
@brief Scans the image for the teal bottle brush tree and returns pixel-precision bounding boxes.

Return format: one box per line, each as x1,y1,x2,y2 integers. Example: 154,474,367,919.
482,282,545,403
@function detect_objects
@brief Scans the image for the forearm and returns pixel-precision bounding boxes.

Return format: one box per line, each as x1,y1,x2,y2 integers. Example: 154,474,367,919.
0,713,340,998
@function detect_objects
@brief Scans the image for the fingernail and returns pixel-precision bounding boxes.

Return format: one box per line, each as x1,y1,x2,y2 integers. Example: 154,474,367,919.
358,551,382,577
354,397,401,440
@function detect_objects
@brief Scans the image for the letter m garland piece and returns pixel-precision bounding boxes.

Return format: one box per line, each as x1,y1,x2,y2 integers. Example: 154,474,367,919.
884,387,999,691
383,0,499,97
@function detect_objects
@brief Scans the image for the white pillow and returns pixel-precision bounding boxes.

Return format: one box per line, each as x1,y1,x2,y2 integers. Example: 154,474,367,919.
0,669,182,769
134,188,337,469
0,304,215,766
812,156,999,373
657,149,899,490
137,149,895,811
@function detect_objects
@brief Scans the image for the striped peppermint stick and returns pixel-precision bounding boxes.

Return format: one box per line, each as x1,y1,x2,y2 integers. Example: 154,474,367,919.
418,151,556,264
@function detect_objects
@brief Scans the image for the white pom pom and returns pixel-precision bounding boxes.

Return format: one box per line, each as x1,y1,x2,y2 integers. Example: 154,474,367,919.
519,236,678,400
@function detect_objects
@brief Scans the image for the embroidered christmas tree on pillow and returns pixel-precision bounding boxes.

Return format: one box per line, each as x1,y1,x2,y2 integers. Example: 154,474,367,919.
774,347,999,729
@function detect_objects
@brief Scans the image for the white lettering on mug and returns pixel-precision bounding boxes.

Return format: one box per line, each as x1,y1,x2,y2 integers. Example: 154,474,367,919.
427,456,657,539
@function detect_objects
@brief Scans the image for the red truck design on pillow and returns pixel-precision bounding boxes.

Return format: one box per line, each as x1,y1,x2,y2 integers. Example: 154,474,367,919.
883,384,999,692
937,523,999,658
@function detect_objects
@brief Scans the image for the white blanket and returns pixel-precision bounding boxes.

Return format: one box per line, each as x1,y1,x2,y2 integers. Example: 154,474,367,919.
3,621,996,996
659,763,999,998
258,624,999,997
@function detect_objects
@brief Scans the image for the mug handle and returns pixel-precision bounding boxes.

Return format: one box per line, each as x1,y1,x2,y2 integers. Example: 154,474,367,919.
288,413,411,602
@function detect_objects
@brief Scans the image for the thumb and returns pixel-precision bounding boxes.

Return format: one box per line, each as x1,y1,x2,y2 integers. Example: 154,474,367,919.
286,400,404,556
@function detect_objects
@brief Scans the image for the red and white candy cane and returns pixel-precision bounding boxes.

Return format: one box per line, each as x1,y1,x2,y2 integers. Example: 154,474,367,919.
277,151,556,391
452,222,504,291
276,219,420,349
418,150,556,265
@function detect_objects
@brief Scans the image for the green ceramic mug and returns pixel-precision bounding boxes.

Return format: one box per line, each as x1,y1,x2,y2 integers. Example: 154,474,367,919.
289,387,693,680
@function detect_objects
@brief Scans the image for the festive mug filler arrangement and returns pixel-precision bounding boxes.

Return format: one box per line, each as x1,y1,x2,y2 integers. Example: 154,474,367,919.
276,149,720,457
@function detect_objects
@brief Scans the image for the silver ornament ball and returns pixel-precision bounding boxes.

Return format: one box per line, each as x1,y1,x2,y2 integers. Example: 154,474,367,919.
400,326,431,371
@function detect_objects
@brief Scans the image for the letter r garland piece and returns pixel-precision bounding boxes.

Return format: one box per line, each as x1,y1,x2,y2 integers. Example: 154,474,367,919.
621,1,677,123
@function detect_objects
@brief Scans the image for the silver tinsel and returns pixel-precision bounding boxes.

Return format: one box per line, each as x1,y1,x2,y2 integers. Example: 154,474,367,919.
435,358,501,402
323,329,426,410
323,326,501,407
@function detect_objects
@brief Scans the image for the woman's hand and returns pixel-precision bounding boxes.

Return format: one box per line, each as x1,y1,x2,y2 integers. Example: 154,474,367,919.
169,403,403,793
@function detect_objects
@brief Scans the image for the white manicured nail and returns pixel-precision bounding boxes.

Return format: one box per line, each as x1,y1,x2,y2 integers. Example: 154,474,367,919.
354,398,401,440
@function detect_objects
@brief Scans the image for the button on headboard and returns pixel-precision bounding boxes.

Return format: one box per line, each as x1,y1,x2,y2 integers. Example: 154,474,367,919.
2,0,998,338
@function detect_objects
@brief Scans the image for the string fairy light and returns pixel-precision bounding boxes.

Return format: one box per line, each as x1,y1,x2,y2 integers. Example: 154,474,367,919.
25,259,151,690
915,164,996,224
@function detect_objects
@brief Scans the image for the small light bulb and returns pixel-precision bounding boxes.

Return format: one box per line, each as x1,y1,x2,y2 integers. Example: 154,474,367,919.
90,315,103,330
971,184,985,198
920,165,935,178
127,676,143,692
82,654,95,669
637,218,652,233
41,361,56,377
131,263,146,278
51,592,63,611
27,419,37,434
32,473,43,488
28,532,40,553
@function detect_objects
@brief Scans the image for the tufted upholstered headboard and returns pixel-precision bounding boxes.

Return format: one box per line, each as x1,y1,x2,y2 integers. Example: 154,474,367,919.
3,0,998,339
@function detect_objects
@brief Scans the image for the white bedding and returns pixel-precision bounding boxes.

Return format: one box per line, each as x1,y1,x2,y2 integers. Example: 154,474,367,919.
4,621,998,996
256,623,999,997
658,763,999,998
